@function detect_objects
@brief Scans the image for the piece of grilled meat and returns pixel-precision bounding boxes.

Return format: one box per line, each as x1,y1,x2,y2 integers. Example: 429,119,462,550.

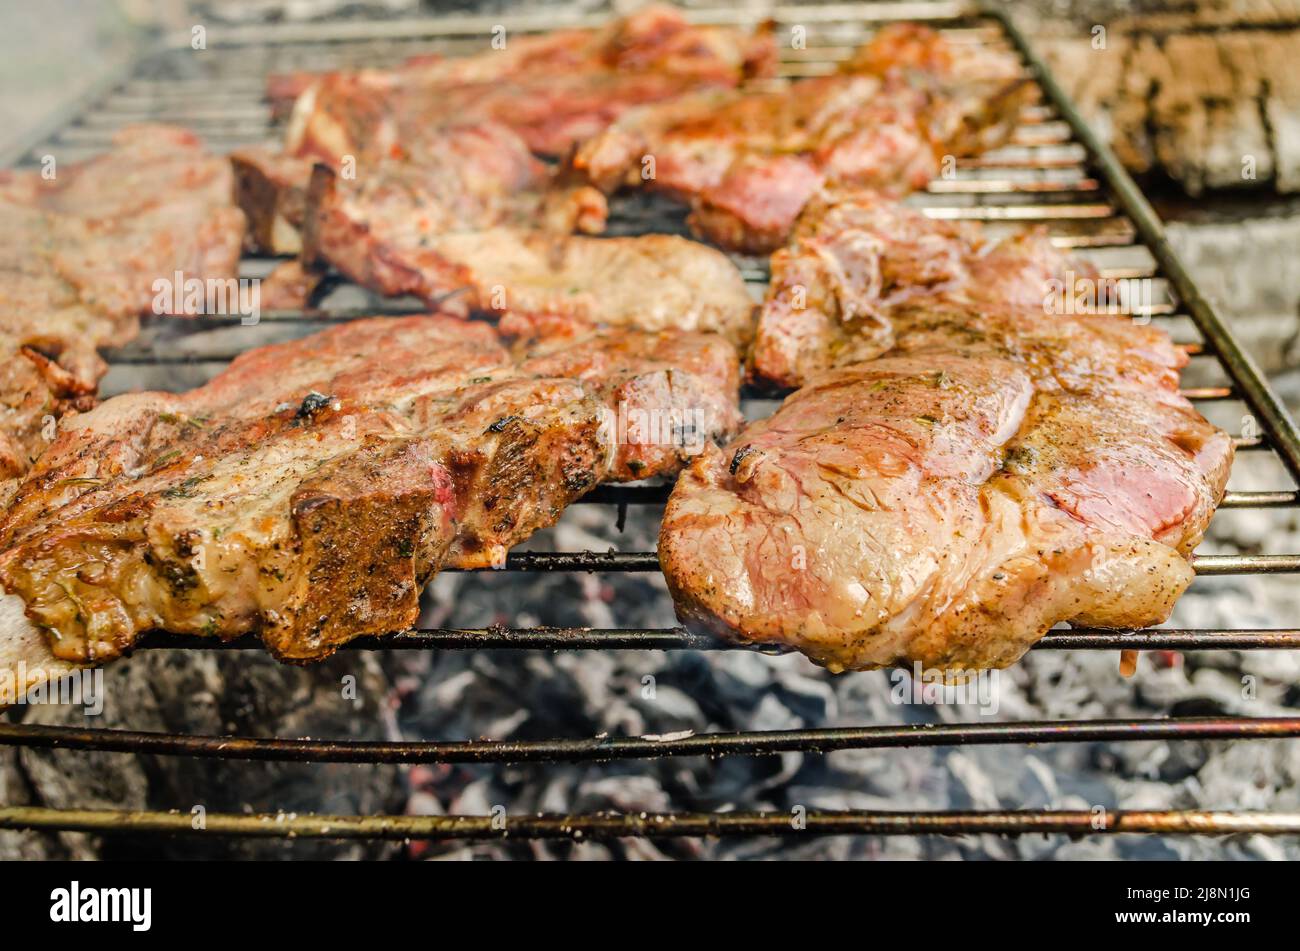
0,315,740,683
303,151,755,345
276,5,776,162
572,23,1032,253
661,197,1231,673
238,118,608,258
662,353,1228,672
256,53,756,345
750,191,1097,387
0,126,245,486
517,327,741,480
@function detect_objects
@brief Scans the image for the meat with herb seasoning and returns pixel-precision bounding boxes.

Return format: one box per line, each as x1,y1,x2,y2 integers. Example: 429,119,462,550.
0,314,740,690
749,190,1106,387
660,194,1231,672
0,126,245,486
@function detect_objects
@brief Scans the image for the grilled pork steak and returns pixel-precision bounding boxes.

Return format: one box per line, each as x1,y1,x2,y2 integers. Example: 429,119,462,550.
0,315,740,677
240,120,607,259
571,23,1032,253
0,126,245,485
304,157,755,345
278,5,776,162
751,191,1101,387
661,196,1231,672
662,356,1230,672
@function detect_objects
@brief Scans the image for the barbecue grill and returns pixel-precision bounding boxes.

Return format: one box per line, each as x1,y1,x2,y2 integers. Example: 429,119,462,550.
3,0,1300,847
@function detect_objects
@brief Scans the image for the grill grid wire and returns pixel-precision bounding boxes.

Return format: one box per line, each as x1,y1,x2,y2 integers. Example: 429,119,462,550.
3,2,1300,844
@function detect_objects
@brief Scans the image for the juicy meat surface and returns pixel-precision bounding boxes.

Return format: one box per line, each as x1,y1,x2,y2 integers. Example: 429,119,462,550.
751,191,1102,387
0,125,245,485
661,197,1232,672
518,327,741,480
279,5,776,162
304,151,755,345
243,119,606,262
571,23,1033,252
663,357,1230,672
0,315,740,673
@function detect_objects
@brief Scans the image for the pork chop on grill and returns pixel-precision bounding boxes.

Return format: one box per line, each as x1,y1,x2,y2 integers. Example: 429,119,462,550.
571,23,1033,253
0,314,741,691
234,118,606,263
661,195,1231,672
0,126,245,486
662,356,1230,672
750,191,1100,387
277,5,776,162
303,157,755,345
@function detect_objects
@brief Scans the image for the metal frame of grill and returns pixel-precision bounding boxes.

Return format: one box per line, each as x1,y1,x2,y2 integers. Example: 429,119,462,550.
3,0,1300,846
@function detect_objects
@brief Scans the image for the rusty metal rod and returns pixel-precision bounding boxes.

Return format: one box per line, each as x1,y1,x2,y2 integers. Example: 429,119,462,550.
436,550,1300,574
1,806,1297,840
135,625,1300,653
2,717,1297,766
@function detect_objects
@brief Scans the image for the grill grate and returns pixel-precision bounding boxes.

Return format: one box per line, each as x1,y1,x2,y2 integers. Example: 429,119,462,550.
2,1,1300,845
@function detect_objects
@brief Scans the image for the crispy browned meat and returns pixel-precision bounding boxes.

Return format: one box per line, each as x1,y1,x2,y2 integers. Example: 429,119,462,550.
0,126,245,484
278,5,776,162
0,315,740,676
518,327,741,480
661,196,1231,672
572,23,1033,252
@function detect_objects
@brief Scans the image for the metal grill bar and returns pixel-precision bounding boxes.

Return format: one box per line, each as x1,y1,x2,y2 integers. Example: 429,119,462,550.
432,550,1298,575
4,806,1297,839
587,483,1284,502
577,484,1288,507
133,626,1300,653
3,717,1297,765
